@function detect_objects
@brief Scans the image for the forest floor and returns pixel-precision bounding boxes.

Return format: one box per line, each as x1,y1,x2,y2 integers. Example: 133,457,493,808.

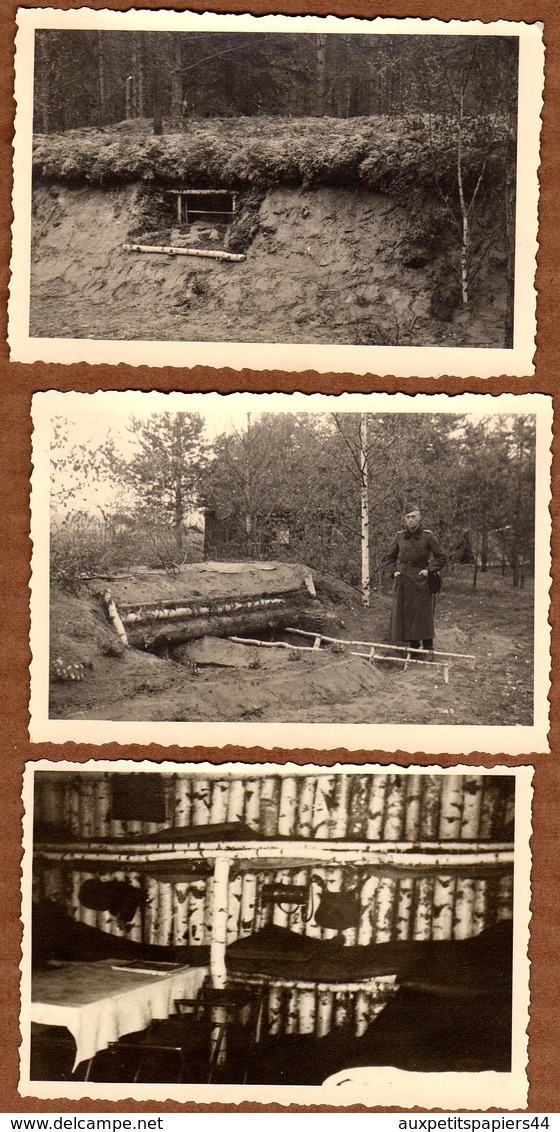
30,182,509,348
49,566,534,728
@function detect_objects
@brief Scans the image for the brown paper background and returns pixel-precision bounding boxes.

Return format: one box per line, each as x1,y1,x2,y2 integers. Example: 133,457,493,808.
0,0,557,1113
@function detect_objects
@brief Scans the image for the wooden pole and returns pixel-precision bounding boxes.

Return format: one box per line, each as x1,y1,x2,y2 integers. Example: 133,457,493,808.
102,590,129,646
359,414,370,608
285,627,475,663
123,243,245,262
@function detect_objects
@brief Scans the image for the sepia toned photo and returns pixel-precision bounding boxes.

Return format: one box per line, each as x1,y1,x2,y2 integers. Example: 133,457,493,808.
29,390,552,753
9,10,542,375
20,761,531,1107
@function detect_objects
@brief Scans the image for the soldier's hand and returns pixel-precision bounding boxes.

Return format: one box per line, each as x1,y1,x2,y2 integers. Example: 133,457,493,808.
419,569,428,577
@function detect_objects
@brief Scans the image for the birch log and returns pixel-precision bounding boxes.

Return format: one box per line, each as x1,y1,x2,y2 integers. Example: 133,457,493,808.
210,779,229,824
431,876,455,940
93,776,112,838
188,882,206,946
313,775,334,839
440,776,465,840
404,776,422,841
243,778,261,832
331,775,350,839
174,776,192,828
413,876,434,940
317,986,334,1037
239,872,258,937
395,876,414,940
366,777,387,841
348,777,370,837
359,414,370,608
226,873,243,944
383,775,406,840
421,776,442,840
460,775,484,839
227,778,245,825
454,877,476,939
192,777,211,826
278,777,298,837
124,242,246,262
297,777,316,839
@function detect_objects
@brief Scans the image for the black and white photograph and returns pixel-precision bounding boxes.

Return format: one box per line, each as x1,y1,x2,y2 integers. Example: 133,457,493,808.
29,390,551,753
21,761,531,1106
9,10,542,375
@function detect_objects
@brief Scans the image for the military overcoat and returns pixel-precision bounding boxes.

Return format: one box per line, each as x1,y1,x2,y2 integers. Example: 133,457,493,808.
381,525,448,642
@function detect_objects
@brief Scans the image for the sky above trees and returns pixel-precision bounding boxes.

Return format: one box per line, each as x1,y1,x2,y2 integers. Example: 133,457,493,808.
49,401,536,591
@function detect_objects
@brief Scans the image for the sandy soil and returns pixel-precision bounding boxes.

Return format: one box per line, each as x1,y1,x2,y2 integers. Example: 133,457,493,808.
30,184,509,348
49,567,534,727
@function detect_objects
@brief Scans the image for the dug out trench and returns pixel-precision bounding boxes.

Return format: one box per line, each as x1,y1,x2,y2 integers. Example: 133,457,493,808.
31,182,510,346
49,563,534,727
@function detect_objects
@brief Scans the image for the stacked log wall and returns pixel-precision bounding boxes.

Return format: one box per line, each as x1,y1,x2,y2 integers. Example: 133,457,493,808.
33,771,514,948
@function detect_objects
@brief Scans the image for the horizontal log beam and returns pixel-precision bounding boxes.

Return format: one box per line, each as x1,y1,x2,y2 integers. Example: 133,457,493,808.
35,839,514,870
127,603,309,650
122,596,285,625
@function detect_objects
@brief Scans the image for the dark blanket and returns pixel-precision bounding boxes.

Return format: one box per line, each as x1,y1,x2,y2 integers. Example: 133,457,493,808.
32,900,210,967
226,921,512,993
243,923,513,1083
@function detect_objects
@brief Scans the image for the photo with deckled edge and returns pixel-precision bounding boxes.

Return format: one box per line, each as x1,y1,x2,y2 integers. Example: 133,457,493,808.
20,759,532,1108
9,9,542,377
28,389,552,755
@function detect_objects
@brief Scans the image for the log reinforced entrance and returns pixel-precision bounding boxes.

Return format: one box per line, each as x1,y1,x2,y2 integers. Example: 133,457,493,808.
167,189,238,227
102,587,316,654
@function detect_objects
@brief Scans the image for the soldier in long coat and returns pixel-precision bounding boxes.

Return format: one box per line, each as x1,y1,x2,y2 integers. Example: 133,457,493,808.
381,504,448,652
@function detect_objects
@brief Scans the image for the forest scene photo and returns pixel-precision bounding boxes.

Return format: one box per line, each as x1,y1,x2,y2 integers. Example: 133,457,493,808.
44,398,537,729
30,23,518,347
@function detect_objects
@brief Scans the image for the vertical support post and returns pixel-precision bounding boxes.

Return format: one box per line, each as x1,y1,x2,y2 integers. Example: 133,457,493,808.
210,855,231,989
208,854,232,1072
359,414,370,608
177,194,182,224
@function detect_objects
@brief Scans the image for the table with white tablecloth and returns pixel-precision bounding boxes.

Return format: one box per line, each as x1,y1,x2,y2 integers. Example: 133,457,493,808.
31,960,208,1070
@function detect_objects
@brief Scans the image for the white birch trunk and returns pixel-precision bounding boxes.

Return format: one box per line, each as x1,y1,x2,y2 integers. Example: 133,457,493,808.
297,777,317,839
243,778,261,832
395,876,414,939
359,414,370,608
192,777,211,826
439,776,464,840
461,775,484,839
174,776,191,827
366,777,387,841
210,779,229,824
431,875,455,940
227,778,245,824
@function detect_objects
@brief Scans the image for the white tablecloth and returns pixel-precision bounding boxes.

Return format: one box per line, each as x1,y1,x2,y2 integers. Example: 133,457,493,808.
31,960,208,1069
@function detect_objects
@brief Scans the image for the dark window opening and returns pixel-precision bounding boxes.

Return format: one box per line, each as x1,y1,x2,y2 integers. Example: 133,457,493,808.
168,189,238,227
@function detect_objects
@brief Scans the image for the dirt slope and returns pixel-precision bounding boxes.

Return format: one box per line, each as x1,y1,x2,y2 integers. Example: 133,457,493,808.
49,569,534,726
30,184,507,346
